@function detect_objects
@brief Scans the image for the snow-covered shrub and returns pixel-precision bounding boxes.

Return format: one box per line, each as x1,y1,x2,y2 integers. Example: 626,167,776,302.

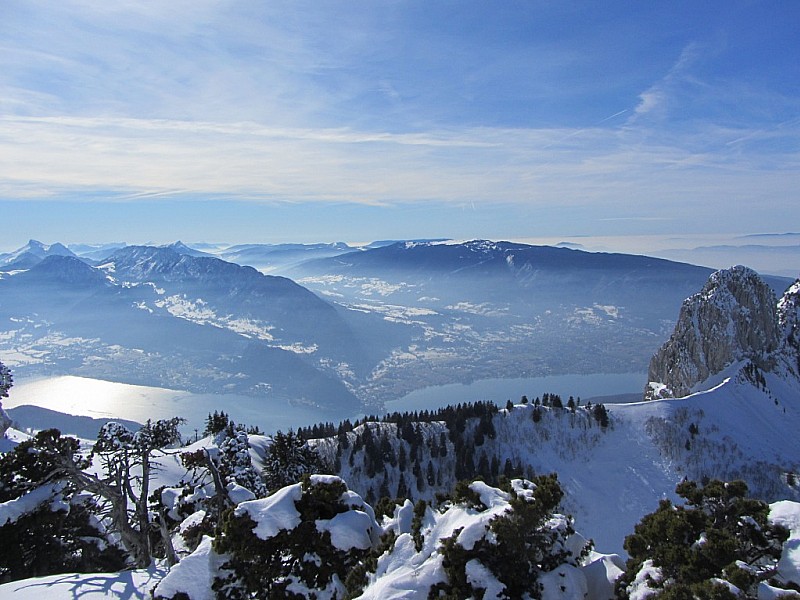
618,479,791,599
429,475,590,599
353,475,590,599
0,429,126,582
212,474,380,599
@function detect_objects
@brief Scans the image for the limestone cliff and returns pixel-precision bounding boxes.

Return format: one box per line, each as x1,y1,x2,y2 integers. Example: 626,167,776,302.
778,280,800,376
645,266,788,400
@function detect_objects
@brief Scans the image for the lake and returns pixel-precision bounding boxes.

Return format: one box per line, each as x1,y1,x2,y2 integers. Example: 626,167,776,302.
5,375,345,437
385,372,646,414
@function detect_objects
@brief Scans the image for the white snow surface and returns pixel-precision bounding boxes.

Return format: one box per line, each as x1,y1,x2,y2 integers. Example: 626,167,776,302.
770,501,800,589
235,481,303,540
317,509,377,551
0,563,168,599
152,536,222,600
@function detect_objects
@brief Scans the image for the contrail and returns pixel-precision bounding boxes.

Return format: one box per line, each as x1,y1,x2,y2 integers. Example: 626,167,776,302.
543,108,629,149
597,109,628,124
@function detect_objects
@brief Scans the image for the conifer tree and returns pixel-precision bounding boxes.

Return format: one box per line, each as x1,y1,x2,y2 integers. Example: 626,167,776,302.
218,429,267,498
431,475,587,598
262,429,326,490
213,475,379,599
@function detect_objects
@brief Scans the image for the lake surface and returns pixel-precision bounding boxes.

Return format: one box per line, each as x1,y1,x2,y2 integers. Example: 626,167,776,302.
5,376,347,436
385,372,646,414
6,372,646,439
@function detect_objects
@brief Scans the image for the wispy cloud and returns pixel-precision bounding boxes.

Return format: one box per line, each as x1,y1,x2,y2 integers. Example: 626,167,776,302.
1,0,798,241
0,112,796,213
632,43,703,119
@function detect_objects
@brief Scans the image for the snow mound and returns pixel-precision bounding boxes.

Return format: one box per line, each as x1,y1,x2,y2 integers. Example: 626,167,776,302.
235,481,303,539
770,500,800,590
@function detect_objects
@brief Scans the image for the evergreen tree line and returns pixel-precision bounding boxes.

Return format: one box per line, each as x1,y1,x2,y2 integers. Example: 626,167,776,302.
319,397,610,505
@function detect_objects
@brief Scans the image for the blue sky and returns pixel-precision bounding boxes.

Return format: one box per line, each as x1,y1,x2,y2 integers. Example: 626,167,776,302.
0,0,798,250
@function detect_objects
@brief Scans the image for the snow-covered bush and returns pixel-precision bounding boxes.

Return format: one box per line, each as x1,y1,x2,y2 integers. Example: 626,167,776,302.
430,475,590,598
619,479,791,599
0,429,126,582
354,475,592,599
211,474,380,599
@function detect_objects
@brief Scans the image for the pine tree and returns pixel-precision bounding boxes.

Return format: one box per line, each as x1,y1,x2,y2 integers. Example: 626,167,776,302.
204,410,230,436
0,360,12,434
263,429,327,490
426,460,436,487
0,361,11,399
218,429,267,498
592,403,609,427
397,474,409,500
398,444,408,471
92,417,185,567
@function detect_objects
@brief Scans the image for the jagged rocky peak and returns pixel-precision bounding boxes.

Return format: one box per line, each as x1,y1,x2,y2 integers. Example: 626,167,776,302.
778,279,800,373
645,265,781,400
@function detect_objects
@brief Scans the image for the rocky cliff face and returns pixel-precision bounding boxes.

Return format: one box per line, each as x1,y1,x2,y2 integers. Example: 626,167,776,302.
778,280,800,375
645,266,789,400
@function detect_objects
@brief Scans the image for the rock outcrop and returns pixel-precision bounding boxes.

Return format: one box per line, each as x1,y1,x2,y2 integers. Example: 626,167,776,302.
645,266,787,400
778,280,800,375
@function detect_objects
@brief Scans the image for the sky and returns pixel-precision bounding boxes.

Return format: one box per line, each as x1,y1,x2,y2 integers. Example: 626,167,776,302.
0,0,798,251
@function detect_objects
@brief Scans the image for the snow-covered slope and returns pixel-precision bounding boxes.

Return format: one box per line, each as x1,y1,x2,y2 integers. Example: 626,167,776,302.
311,372,799,556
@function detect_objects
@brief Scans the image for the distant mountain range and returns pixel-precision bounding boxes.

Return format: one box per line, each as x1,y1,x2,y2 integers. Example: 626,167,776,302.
0,239,76,271
0,249,367,413
0,239,794,413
